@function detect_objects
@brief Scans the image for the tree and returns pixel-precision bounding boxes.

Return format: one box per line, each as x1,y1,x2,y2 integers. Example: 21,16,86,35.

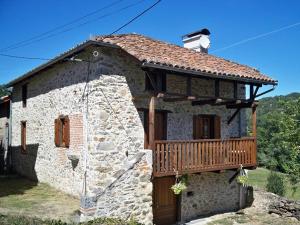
0,85,9,98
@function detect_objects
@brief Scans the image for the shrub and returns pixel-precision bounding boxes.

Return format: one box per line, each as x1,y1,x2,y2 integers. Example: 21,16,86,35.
266,171,286,196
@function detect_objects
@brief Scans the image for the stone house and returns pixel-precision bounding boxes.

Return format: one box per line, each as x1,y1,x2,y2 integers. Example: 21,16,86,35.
6,30,277,225
0,95,10,174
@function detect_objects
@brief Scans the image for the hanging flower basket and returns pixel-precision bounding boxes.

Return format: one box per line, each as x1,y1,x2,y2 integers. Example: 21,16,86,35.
171,173,188,195
237,175,248,185
236,165,248,185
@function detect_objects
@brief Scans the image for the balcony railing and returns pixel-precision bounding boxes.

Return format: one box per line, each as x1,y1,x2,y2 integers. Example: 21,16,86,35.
153,137,256,177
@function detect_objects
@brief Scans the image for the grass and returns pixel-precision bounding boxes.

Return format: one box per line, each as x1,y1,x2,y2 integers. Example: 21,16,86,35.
248,167,300,200
0,175,79,222
0,214,142,225
0,176,142,225
207,213,299,225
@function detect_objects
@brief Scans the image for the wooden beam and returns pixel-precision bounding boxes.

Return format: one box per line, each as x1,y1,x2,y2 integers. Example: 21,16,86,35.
233,81,238,99
226,101,258,109
215,80,220,98
252,105,257,137
250,84,254,100
213,99,242,106
149,96,156,150
255,86,276,98
253,86,259,98
192,98,221,106
146,71,158,92
186,76,192,96
192,98,241,106
227,108,241,125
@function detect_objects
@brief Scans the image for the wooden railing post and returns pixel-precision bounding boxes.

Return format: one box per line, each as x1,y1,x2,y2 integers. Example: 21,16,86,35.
252,104,257,164
149,96,156,150
252,105,257,137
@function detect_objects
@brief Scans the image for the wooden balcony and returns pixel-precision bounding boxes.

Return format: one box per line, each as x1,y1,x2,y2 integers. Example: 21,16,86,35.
153,137,256,177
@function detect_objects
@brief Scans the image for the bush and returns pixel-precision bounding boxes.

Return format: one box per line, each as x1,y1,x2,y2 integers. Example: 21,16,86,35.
266,171,286,196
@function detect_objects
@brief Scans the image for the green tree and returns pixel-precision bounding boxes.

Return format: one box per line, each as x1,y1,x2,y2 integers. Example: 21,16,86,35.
0,85,9,97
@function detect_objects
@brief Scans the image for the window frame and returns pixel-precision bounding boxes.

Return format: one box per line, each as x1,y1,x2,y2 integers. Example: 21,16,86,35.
193,114,221,139
55,115,70,148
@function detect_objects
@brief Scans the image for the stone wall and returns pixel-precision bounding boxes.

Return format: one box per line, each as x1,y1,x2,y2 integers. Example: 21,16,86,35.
11,59,87,195
181,171,240,222
10,46,153,224
0,100,9,174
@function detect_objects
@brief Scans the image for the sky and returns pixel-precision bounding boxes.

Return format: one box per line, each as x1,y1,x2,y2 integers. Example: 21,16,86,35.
0,0,300,97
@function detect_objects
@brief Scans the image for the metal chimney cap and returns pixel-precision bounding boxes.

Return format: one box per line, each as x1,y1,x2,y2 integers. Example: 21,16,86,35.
182,28,211,39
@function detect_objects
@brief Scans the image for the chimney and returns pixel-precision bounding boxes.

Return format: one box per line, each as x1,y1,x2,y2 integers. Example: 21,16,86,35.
182,28,211,53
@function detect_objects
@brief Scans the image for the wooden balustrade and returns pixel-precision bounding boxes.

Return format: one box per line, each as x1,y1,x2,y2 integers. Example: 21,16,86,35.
153,137,256,177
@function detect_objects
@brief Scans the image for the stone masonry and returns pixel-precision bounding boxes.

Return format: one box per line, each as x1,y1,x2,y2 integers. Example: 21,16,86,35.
10,44,247,224
181,171,240,222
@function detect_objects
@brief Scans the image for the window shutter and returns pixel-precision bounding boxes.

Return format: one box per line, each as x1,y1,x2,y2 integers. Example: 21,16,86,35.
54,119,60,147
64,116,70,148
193,115,203,139
214,115,221,139
21,122,26,152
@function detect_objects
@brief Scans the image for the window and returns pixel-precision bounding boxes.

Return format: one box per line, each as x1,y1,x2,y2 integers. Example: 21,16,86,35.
21,121,26,153
145,72,166,91
54,116,70,148
22,84,28,108
193,115,221,139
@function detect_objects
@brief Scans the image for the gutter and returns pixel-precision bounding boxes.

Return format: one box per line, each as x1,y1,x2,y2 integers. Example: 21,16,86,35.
142,62,278,86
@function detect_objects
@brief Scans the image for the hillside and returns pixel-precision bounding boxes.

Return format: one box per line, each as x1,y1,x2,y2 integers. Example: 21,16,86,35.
248,92,300,174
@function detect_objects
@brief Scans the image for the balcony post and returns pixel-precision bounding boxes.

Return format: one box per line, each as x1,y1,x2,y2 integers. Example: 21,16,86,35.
252,104,257,165
252,105,257,137
149,96,156,150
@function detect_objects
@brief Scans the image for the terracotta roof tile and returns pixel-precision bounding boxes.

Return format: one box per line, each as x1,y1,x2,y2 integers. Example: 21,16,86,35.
95,34,276,84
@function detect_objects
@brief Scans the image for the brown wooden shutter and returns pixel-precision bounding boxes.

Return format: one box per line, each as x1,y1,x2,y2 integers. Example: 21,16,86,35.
214,115,221,139
193,115,203,139
54,119,60,147
64,116,70,148
21,122,26,152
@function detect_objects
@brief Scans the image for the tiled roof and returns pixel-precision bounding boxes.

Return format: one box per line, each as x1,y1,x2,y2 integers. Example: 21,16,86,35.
96,34,276,84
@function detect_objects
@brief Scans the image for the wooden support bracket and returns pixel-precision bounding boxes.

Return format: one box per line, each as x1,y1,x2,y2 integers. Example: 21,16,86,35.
227,108,241,125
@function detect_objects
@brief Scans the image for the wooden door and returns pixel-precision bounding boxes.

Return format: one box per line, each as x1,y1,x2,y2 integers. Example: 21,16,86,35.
153,177,177,225
144,111,167,148
155,112,167,140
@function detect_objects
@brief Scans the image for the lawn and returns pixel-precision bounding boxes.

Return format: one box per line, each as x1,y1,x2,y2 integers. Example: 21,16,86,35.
248,167,300,200
0,175,80,222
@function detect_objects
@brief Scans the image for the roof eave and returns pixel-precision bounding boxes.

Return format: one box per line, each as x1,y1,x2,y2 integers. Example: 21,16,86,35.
6,40,120,87
141,62,277,86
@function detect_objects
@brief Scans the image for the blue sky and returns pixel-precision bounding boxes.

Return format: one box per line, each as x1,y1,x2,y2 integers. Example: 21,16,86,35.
0,0,300,97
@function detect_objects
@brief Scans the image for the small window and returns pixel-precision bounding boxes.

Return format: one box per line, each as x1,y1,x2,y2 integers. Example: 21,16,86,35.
21,121,26,153
193,115,221,139
54,116,70,148
22,84,28,108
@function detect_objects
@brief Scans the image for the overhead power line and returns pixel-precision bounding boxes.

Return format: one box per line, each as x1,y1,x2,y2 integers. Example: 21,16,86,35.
0,0,146,52
0,0,124,52
0,0,161,61
109,0,161,35
0,53,51,61
211,21,300,53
